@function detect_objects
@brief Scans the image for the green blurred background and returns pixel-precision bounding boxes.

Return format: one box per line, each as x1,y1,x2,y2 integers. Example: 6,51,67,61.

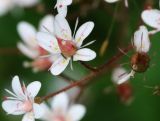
1,0,160,121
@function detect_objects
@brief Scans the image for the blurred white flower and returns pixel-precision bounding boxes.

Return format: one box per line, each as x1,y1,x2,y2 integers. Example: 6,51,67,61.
2,76,44,121
41,92,86,121
37,15,96,75
112,67,134,84
17,15,55,72
0,0,39,16
141,9,160,34
54,0,72,17
133,25,150,53
104,0,128,7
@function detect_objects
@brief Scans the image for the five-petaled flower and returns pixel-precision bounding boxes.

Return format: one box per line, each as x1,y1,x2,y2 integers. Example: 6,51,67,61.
141,9,160,35
0,0,39,16
41,92,86,121
2,76,44,121
117,25,150,84
17,15,55,72
37,15,96,75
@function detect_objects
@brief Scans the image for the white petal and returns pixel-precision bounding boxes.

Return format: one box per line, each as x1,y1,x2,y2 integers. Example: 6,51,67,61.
50,56,70,75
55,0,72,7
39,103,51,120
0,0,13,16
33,103,44,119
2,100,25,115
51,92,69,111
54,15,72,40
68,104,86,121
14,0,39,7
39,15,54,34
36,32,60,54
73,48,96,61
104,0,119,3
17,22,37,48
57,6,67,17
27,81,41,98
118,70,135,84
112,67,128,84
22,112,35,121
17,42,39,59
141,9,160,29
12,76,25,98
75,22,94,47
134,26,150,53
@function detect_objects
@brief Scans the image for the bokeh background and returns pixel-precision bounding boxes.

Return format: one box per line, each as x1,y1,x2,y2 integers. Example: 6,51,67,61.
1,0,160,121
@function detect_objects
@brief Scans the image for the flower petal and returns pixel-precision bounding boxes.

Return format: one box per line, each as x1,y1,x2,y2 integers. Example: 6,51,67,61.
36,32,60,54
51,92,69,112
39,15,54,34
104,0,119,3
17,42,39,59
14,0,39,7
12,76,25,98
75,22,94,48
27,81,41,98
17,22,37,48
39,103,51,120
33,103,44,119
50,56,70,75
55,0,72,7
2,100,25,115
22,112,35,121
112,67,128,84
134,26,150,53
141,9,160,29
68,104,86,121
54,15,72,40
0,0,13,16
57,6,67,17
73,48,96,61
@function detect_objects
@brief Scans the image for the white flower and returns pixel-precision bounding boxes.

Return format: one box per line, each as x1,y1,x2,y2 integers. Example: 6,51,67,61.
112,67,135,84
104,0,128,7
133,25,150,53
37,15,96,75
2,76,44,121
0,0,39,16
54,0,72,17
41,92,86,121
141,9,160,34
17,15,55,72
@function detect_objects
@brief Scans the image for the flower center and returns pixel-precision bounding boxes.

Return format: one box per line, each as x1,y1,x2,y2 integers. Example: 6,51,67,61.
57,38,77,58
131,52,150,73
22,100,33,112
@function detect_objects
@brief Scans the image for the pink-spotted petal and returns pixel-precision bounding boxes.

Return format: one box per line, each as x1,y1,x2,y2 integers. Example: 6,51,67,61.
75,22,94,47
17,21,37,48
27,81,41,98
73,48,96,61
17,42,39,59
36,32,60,54
2,100,25,115
50,56,70,75
68,104,86,121
55,0,72,7
51,92,69,112
141,9,160,29
12,76,25,98
54,15,72,40
39,15,54,34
